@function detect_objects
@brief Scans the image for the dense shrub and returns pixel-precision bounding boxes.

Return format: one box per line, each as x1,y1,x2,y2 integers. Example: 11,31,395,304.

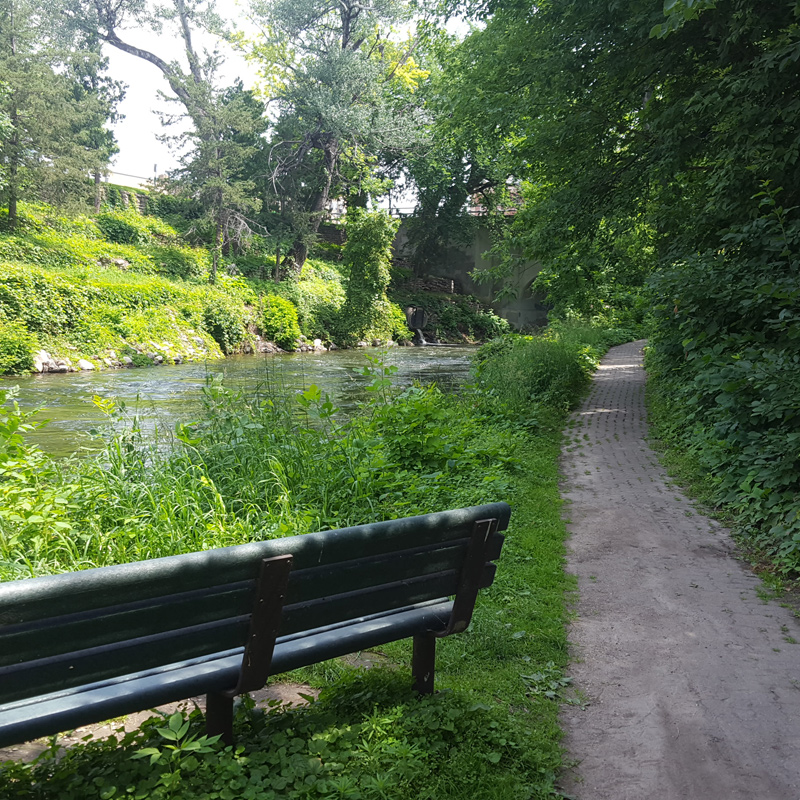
0,203,262,365
647,196,800,573
0,318,36,374
260,294,301,350
0,263,93,336
0,670,539,800
475,323,609,415
202,298,251,355
149,244,209,280
253,260,348,341
293,261,347,340
337,210,401,345
95,209,152,245
96,208,179,247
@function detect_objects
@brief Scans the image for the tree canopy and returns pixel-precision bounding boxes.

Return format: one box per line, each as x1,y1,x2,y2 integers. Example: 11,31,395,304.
0,0,122,227
434,0,800,313
241,0,430,268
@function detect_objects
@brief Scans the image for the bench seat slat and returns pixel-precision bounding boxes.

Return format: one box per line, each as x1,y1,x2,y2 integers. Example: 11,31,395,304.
0,504,511,625
0,600,454,750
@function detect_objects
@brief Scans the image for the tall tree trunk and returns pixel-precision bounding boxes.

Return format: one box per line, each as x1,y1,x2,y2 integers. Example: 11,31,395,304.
212,193,222,285
286,141,338,271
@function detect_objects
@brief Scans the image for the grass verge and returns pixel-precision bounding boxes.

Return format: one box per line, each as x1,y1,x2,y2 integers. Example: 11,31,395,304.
0,322,623,799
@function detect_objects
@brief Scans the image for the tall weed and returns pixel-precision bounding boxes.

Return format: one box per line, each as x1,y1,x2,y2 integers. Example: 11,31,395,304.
474,322,611,416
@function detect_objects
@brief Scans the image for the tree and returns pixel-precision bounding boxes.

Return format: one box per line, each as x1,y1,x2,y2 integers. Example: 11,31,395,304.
243,0,429,270
64,0,262,282
397,28,509,276
0,0,119,227
161,80,266,281
337,208,400,344
434,0,665,313
440,0,800,313
65,37,125,211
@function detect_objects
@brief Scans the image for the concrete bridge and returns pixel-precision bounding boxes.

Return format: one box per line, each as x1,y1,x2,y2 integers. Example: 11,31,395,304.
393,221,549,330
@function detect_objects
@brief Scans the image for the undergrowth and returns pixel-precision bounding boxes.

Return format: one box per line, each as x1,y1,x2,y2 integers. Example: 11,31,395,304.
646,188,800,576
389,289,510,343
0,321,616,798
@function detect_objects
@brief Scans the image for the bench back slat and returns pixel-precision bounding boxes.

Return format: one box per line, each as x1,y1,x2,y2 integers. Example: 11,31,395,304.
281,563,496,635
0,504,510,625
0,534,502,672
0,617,251,705
0,503,510,707
0,581,255,669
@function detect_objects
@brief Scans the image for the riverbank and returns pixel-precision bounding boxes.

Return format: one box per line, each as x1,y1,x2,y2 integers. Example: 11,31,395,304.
0,203,508,377
0,322,628,799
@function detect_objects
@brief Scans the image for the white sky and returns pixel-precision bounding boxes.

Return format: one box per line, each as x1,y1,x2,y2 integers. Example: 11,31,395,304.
104,26,258,185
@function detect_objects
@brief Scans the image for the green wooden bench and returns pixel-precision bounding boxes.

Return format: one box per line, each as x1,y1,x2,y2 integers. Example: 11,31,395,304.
0,502,509,747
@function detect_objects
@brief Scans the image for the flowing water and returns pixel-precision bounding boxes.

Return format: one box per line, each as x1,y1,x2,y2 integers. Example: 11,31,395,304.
5,346,477,456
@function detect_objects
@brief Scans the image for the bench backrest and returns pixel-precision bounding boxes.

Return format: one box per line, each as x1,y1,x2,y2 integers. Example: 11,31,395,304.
0,503,509,705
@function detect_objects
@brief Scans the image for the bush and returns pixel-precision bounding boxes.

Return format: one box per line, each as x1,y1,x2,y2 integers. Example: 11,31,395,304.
475,324,606,416
149,244,209,280
203,299,250,355
647,197,800,573
0,318,36,374
0,669,540,800
95,209,151,245
389,290,509,342
96,208,179,247
260,295,301,350
338,210,400,345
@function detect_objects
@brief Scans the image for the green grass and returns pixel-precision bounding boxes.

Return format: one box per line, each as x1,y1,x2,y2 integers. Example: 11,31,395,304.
0,325,620,799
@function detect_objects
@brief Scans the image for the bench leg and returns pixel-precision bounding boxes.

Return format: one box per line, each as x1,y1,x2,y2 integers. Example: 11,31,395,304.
206,692,234,746
412,633,436,694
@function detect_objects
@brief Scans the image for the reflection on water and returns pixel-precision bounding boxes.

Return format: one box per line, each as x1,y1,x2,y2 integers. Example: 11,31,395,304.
5,347,477,456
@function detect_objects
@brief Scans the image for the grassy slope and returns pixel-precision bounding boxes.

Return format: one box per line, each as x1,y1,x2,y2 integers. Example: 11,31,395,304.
0,205,509,374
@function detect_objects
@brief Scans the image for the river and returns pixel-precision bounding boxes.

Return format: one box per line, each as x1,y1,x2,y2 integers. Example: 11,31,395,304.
5,346,477,456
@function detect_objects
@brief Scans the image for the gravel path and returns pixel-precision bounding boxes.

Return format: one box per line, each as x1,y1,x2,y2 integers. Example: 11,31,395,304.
559,340,800,800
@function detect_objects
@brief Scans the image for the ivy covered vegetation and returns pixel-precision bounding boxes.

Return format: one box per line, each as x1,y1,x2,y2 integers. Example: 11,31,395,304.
0,322,624,799
0,202,508,374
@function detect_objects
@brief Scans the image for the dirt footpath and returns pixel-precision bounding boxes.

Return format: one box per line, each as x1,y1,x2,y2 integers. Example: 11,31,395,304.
559,340,800,800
